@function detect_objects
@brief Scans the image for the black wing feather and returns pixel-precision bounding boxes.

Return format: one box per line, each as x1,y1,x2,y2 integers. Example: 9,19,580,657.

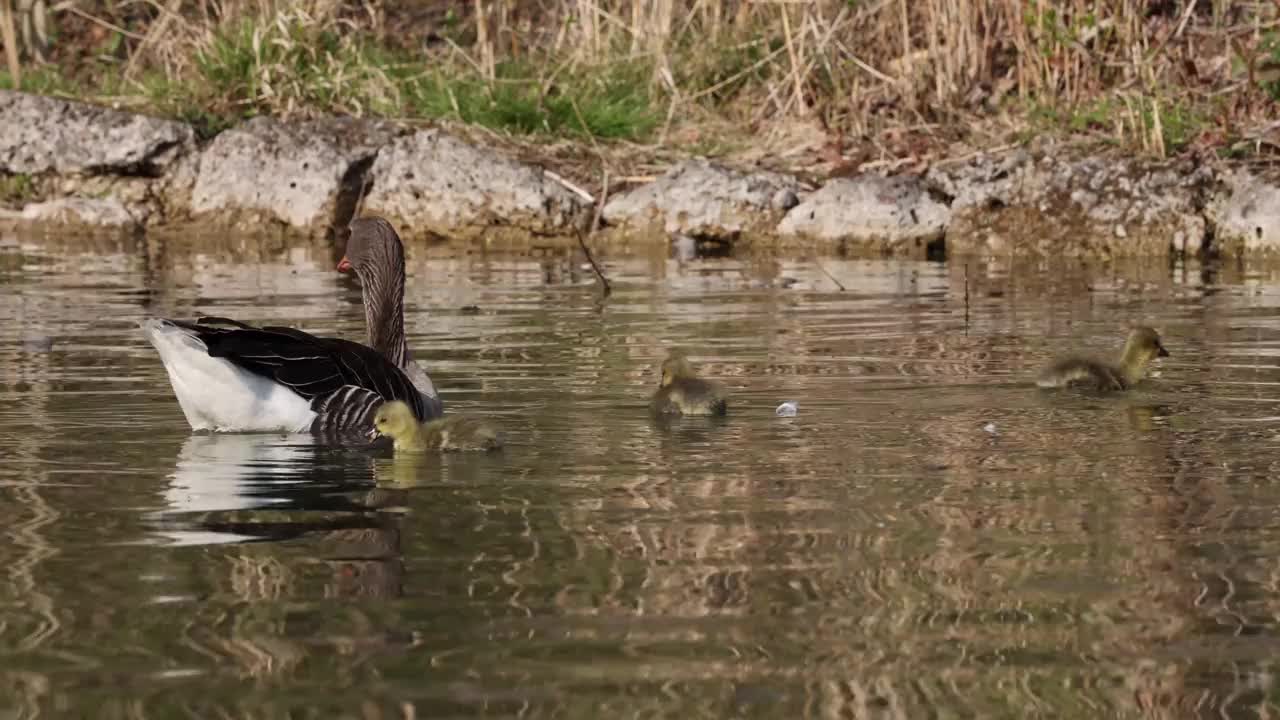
171,319,432,431
196,316,257,330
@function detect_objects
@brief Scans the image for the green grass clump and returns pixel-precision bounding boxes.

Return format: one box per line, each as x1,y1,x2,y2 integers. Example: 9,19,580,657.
0,173,36,204
0,66,80,96
1067,99,1115,133
406,61,656,140
1024,94,1209,154
120,11,660,142
1149,101,1208,152
189,16,402,120
1,40,660,143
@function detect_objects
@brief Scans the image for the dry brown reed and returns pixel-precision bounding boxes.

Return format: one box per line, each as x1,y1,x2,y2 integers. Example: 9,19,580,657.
1,1,1278,155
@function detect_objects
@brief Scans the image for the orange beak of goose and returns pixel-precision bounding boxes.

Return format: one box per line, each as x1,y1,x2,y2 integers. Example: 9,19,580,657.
337,256,353,273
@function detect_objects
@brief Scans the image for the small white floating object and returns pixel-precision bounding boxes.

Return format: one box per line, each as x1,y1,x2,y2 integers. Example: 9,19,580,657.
982,422,998,435
775,401,799,417
673,233,697,261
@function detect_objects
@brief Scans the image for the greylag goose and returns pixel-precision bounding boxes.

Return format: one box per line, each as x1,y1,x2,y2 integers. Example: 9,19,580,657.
373,400,503,453
1036,326,1170,392
143,217,442,434
650,349,728,416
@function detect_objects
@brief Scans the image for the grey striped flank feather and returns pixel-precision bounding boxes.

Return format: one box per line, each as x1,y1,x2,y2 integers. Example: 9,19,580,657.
310,386,387,436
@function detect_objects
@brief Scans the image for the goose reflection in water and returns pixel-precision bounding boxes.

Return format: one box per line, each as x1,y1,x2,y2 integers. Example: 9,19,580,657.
152,433,427,599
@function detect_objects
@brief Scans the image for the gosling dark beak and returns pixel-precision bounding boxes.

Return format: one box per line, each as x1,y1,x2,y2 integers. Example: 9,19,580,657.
368,427,380,442
337,256,353,273
1157,345,1170,358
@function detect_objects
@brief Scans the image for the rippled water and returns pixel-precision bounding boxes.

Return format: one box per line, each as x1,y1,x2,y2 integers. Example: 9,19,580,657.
5,229,1280,716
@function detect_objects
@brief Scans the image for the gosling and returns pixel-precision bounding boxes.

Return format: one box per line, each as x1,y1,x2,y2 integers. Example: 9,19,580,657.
1036,326,1170,392
372,401,503,452
650,350,728,416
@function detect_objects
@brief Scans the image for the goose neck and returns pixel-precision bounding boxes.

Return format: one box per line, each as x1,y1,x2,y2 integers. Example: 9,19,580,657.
362,266,410,367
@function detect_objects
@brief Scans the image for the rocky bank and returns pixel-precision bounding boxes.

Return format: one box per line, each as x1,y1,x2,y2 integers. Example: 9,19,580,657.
1,90,1277,258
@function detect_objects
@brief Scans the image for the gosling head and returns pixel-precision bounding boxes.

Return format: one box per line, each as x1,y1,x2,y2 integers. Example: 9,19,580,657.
372,400,417,441
659,350,698,388
1124,326,1170,360
1118,326,1170,385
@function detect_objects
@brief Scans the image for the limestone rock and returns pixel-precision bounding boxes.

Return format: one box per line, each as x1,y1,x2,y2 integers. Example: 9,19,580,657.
777,174,949,253
1206,168,1280,255
154,150,200,222
189,116,401,233
362,129,586,242
3,197,136,228
927,151,1211,258
0,90,193,175
602,158,803,239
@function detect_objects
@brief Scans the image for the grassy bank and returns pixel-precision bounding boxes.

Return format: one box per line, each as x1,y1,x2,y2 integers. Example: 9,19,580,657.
1,1,1278,165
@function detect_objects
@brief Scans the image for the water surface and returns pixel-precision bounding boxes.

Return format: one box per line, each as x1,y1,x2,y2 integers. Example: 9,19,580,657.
3,231,1280,717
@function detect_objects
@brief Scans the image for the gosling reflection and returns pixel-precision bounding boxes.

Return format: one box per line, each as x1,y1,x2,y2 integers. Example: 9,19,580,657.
372,452,437,488
650,410,732,437
1126,403,1175,432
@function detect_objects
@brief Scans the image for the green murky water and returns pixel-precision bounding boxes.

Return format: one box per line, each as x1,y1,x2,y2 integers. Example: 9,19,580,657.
4,231,1280,717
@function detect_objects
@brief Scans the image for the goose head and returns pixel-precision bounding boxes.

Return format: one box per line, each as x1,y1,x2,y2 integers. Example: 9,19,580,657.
340,216,406,284
339,217,410,365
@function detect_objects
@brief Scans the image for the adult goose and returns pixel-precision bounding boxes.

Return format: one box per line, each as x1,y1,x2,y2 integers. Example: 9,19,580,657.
143,217,443,434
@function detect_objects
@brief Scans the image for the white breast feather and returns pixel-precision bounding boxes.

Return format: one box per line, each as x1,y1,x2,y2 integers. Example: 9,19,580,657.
142,319,317,432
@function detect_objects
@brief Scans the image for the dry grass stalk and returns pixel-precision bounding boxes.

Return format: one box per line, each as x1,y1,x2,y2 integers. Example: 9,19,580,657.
778,1,805,116
3,0,1277,159
0,0,21,87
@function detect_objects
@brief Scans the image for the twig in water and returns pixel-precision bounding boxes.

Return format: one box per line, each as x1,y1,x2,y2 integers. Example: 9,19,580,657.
565,101,611,298
814,256,845,291
577,169,611,297
576,227,611,298
963,261,970,334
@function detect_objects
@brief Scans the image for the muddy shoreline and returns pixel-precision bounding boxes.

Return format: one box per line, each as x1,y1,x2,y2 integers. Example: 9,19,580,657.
1,90,1276,259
